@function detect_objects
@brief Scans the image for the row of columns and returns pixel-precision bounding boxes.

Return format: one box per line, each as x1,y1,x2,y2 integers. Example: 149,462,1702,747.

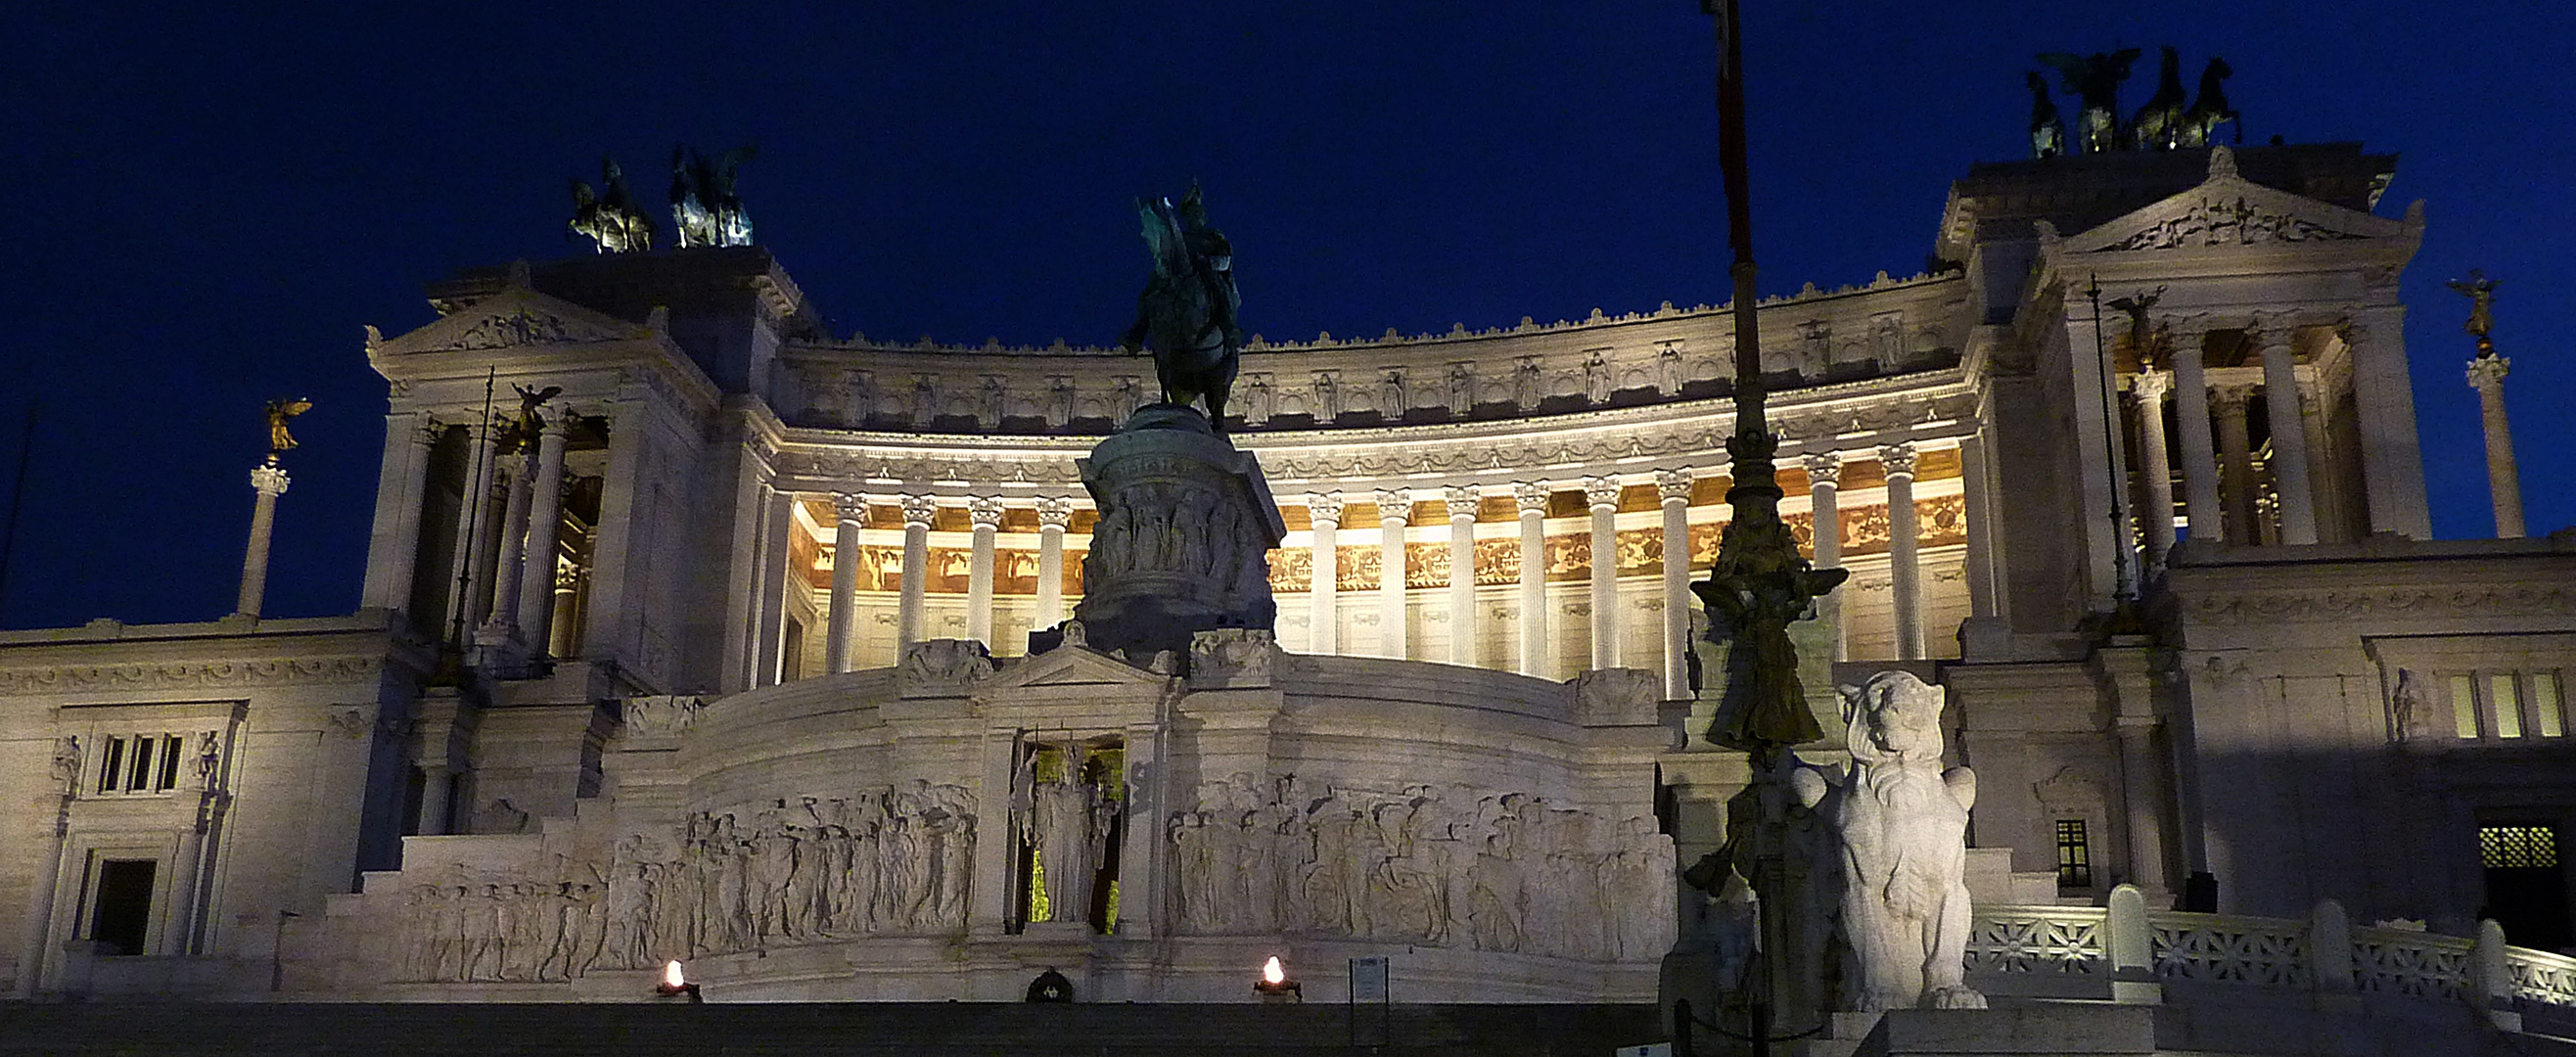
2127,323,2323,570
789,445,1960,687
439,414,579,659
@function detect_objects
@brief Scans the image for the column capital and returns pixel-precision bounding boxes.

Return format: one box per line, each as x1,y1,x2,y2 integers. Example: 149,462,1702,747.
250,462,291,497
2211,385,2254,414
1035,496,1075,530
1441,484,1481,520
1583,476,1622,510
1513,482,1551,514
2466,353,2510,391
2131,370,2174,402
2244,314,2297,351
1876,442,1918,479
832,491,869,521
967,496,1006,529
1373,488,1412,523
1656,468,1695,503
1306,491,1345,527
899,494,939,528
1802,451,1842,488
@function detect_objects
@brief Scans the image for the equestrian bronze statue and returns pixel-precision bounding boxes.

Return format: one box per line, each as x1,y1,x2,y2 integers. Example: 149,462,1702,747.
1122,184,1243,430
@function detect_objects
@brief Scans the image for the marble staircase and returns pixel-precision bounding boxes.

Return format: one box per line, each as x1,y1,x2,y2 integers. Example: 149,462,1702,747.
0,1000,1659,1057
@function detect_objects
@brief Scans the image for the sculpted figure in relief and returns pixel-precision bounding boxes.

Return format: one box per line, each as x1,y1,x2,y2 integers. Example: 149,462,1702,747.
1023,750,1114,926
1790,670,1987,1012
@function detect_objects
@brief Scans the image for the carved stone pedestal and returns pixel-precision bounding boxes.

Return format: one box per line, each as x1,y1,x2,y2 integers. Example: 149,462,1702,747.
1073,405,1287,661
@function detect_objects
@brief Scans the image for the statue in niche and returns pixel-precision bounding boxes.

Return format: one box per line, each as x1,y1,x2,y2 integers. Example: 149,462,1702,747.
669,144,757,249
569,157,657,253
2037,49,2141,154
1022,748,1113,926
2129,46,2188,150
2024,71,2065,159
1123,183,1243,429
2180,57,2237,147
1790,671,1986,1012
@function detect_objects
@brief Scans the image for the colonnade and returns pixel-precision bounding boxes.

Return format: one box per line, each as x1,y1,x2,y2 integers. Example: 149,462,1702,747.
773,437,1983,695
2124,319,2339,564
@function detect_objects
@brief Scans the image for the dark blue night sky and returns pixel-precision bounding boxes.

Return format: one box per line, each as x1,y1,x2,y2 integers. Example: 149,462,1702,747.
1,2,2566,629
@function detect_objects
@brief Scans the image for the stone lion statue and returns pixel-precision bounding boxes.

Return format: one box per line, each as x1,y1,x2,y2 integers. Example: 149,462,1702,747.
1790,669,1986,1012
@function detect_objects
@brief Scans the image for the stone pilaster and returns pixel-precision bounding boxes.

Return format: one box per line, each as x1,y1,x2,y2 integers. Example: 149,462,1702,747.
2466,354,2524,538
1879,443,1923,661
1376,488,1411,660
967,496,1003,647
2131,371,2178,568
1803,451,1845,661
1657,468,1694,702
2343,311,2433,538
825,493,866,672
1444,485,1479,667
897,495,937,651
1514,483,1550,679
2254,322,2319,544
235,461,291,619
1306,491,1343,655
359,414,436,614
1585,477,1623,671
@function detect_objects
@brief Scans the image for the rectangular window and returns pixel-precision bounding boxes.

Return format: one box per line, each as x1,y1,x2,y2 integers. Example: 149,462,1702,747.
2493,674,2525,739
2536,672,2565,739
2453,675,2482,738
2483,825,2559,868
96,738,126,795
2055,818,2093,889
90,734,186,797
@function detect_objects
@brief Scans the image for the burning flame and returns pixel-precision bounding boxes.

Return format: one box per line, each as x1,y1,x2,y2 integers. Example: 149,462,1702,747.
1262,956,1285,986
664,960,687,988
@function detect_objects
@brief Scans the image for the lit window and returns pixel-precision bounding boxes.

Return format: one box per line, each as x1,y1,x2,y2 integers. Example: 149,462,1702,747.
2481,825,2559,869
2453,675,2481,738
2493,675,2525,739
2536,672,2565,739
2054,818,2092,889
2449,672,2572,743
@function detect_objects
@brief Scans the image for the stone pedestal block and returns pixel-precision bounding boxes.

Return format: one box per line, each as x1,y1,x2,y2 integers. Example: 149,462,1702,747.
1075,405,1287,660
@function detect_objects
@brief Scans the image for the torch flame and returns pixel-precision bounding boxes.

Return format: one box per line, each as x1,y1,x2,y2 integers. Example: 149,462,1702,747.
1263,956,1285,985
664,960,687,988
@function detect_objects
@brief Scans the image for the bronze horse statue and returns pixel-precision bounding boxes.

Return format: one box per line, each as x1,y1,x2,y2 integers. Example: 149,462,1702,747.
569,157,656,253
2025,71,2066,159
2180,57,2237,147
670,144,757,249
2130,46,2188,150
2038,49,2140,154
1122,185,1242,430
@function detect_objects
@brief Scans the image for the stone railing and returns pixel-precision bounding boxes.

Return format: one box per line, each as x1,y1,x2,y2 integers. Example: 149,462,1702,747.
1970,885,2576,1033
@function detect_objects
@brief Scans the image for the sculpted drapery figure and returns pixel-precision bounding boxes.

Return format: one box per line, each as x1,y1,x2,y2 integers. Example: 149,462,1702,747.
1022,748,1114,926
1790,670,1986,1012
1123,183,1243,429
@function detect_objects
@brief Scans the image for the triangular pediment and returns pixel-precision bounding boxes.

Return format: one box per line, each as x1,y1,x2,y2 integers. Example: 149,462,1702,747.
373,284,653,355
2056,148,2415,254
976,645,1173,695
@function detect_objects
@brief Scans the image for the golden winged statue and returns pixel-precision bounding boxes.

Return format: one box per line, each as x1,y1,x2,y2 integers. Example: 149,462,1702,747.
264,397,312,455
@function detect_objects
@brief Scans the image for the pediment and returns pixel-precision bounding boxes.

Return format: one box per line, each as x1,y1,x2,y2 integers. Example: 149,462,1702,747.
2054,147,2416,254
976,645,1173,695
373,284,653,355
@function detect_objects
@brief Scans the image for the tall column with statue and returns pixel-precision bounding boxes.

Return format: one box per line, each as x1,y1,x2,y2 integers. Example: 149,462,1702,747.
237,398,309,619
2451,271,2524,538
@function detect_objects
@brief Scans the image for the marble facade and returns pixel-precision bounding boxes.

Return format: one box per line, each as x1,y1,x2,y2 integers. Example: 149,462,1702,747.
2,141,2571,1008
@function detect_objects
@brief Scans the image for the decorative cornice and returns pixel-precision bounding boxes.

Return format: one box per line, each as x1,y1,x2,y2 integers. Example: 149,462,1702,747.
2179,582,2576,626
0,656,386,697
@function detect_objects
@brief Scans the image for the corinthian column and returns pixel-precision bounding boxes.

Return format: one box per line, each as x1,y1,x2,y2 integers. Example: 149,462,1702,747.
1803,451,1845,661
2253,323,2318,544
967,497,1002,646
1586,477,1623,671
1307,492,1344,655
1514,483,1550,678
897,495,937,650
2214,387,2259,543
1444,486,1479,667
2168,329,2225,543
2131,372,2178,569
2467,354,2525,538
825,493,865,672
1035,497,1072,629
512,414,574,652
1657,469,1693,700
235,461,291,618
1376,488,1411,659
1880,443,1923,661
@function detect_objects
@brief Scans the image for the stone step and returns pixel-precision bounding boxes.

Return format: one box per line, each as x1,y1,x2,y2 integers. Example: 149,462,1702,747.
0,1002,1659,1057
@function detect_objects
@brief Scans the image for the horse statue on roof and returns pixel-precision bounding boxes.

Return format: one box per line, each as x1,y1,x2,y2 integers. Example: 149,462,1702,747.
1122,183,1243,430
2130,46,2188,150
2179,57,2238,147
570,157,656,253
670,144,756,249
2038,48,2141,154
